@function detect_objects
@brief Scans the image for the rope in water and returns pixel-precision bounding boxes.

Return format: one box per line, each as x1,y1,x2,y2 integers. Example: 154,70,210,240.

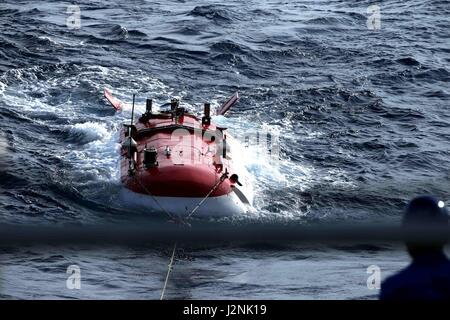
134,166,229,299
185,171,229,220
133,171,182,300
160,242,177,300
157,172,229,299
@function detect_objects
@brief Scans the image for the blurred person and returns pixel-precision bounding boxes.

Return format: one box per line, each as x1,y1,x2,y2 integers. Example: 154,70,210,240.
380,196,450,300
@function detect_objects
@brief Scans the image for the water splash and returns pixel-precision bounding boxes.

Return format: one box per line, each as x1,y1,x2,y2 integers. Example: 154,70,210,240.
69,121,110,144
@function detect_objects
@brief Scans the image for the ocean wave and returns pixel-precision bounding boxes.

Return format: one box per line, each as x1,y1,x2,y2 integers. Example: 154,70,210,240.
68,122,110,144
189,5,237,22
0,0,447,226
396,57,421,66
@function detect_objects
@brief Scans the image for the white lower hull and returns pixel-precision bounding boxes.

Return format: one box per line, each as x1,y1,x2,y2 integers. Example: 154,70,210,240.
119,188,254,217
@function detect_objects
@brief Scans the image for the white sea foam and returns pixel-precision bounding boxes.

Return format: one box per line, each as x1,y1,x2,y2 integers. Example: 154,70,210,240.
211,113,317,220
37,36,59,45
70,122,109,143
68,121,121,183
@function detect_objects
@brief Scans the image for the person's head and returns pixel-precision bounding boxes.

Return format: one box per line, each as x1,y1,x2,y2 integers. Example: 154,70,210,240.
403,196,448,259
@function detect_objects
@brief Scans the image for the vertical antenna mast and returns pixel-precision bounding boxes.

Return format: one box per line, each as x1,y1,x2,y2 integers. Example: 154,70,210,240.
128,94,136,175
131,94,135,127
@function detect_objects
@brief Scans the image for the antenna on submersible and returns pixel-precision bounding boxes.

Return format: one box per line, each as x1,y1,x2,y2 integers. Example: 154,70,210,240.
127,94,136,176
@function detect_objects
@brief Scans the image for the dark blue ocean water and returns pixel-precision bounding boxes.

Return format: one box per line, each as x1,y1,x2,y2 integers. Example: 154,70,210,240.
0,0,448,299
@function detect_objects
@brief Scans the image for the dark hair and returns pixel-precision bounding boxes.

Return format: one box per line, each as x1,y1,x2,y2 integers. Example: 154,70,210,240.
403,196,448,258
403,196,448,226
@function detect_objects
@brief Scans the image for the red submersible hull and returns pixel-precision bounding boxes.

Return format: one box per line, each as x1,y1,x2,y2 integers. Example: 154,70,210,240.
105,89,254,217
